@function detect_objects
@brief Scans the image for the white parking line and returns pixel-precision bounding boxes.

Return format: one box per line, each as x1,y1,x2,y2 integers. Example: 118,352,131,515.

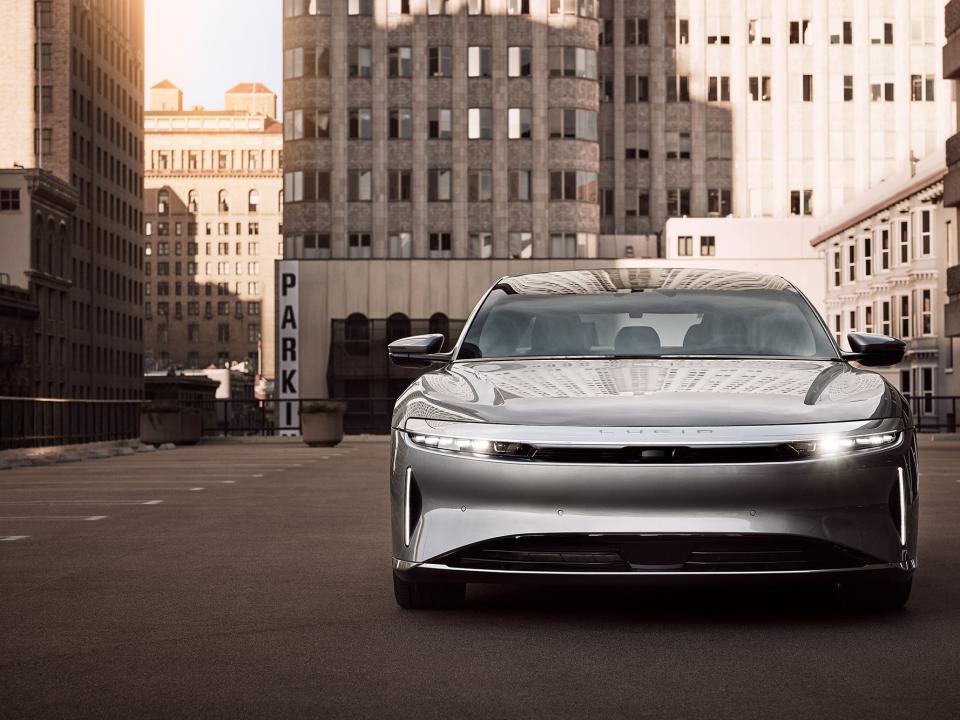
0,500,163,506
0,515,106,521
0,535,29,541
189,487,204,491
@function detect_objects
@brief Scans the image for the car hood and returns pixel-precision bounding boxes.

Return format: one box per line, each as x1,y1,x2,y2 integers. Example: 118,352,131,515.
393,358,906,428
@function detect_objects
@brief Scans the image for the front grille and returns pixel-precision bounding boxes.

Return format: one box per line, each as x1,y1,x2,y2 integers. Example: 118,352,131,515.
442,534,877,573
528,445,795,464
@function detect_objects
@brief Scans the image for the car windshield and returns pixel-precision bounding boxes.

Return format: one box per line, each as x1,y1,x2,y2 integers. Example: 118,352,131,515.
457,287,839,360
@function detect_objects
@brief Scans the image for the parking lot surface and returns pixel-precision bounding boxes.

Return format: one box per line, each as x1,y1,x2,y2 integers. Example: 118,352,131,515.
1,437,959,719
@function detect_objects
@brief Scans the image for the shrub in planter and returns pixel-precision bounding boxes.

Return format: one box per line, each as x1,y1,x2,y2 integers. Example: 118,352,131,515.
140,403,202,445
301,401,346,447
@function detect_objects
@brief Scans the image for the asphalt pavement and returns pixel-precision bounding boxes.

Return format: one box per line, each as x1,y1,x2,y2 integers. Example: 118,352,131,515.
1,436,959,719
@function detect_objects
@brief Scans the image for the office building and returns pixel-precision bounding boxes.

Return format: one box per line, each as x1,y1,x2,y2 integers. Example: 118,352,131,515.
142,82,283,379
0,0,145,400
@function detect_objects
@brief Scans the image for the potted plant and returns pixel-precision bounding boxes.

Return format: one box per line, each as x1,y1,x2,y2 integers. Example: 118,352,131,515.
140,403,203,445
300,401,346,447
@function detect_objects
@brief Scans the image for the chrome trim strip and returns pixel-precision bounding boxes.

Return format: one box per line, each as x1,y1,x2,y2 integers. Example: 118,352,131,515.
392,558,916,576
898,466,907,547
403,467,412,548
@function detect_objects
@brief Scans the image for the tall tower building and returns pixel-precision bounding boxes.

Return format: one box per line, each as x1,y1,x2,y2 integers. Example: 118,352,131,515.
0,0,146,400
142,82,283,378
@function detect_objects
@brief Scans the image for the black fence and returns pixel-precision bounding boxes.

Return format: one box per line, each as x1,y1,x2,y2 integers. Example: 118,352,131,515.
905,395,959,433
0,397,141,450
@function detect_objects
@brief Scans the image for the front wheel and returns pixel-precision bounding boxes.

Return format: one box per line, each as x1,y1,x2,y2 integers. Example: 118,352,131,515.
393,574,465,610
837,577,912,611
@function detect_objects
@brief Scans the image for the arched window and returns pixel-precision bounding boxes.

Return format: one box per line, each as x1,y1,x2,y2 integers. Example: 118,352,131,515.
344,312,370,356
218,190,229,214
248,189,260,213
187,189,198,213
157,189,170,215
386,313,411,343
429,312,449,347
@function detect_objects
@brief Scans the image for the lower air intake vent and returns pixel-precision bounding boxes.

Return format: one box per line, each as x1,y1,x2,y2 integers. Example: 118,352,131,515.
443,534,876,573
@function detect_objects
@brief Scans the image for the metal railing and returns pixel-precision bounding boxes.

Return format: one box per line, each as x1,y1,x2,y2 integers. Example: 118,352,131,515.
0,397,141,450
904,395,959,433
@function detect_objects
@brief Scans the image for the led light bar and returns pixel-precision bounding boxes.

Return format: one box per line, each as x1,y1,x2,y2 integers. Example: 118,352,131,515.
787,432,899,458
408,432,533,459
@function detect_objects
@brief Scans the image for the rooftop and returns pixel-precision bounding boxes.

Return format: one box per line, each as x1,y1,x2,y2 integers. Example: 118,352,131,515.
226,82,275,95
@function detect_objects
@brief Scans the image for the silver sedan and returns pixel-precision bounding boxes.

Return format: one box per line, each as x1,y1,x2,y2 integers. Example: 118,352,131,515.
387,268,917,610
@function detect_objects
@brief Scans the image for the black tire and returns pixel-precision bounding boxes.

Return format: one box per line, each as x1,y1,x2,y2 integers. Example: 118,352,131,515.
837,577,912,611
393,573,465,610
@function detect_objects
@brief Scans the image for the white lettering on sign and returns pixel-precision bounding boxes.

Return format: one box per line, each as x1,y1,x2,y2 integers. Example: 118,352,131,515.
277,261,300,436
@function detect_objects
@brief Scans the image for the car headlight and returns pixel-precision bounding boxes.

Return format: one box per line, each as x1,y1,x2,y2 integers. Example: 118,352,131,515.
786,432,899,458
407,432,534,459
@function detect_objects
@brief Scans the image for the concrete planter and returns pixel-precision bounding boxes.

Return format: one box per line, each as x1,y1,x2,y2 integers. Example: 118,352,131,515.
140,411,202,446
301,406,344,447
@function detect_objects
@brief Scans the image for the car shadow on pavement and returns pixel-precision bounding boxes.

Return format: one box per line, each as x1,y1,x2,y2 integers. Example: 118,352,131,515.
461,583,914,624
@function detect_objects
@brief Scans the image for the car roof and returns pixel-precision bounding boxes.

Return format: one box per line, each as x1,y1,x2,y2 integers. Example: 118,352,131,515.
497,268,794,295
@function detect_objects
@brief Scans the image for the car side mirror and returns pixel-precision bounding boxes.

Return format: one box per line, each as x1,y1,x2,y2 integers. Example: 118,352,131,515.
387,334,452,367
843,332,905,367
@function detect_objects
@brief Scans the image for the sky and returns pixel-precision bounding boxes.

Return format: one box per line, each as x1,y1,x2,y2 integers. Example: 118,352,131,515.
145,0,282,113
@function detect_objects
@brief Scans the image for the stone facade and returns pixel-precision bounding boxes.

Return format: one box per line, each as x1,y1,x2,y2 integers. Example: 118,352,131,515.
142,83,283,380
0,0,145,400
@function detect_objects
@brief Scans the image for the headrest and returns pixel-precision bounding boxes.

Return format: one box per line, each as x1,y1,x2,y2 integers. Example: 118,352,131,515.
614,326,661,355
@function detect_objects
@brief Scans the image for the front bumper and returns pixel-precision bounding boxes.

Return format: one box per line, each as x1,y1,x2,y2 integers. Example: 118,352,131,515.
389,420,918,584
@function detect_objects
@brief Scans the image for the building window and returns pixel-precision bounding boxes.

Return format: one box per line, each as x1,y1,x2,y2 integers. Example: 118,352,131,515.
388,232,412,258
789,19,812,45
598,18,612,46
34,128,52,156
863,236,873,277
428,108,452,139
900,295,911,338
508,47,532,78
706,16,730,44
706,131,732,160
347,170,372,201
708,76,730,102
879,228,891,270
548,108,597,141
428,47,451,77
348,46,372,77
187,190,198,213
550,0,596,19
898,219,910,263
625,76,649,103
348,233,371,259
218,190,229,213
550,171,598,203
428,168,452,201
921,289,933,335
912,15,937,46
911,75,936,102
388,46,413,77
508,232,533,259
217,323,230,342
468,108,493,139
388,170,412,201
427,0,451,15
302,233,331,259
637,192,649,217
707,189,731,216
665,132,691,160
34,85,53,114
548,47,597,79
677,236,693,257
429,233,452,259
625,132,650,159
348,108,372,139
666,75,689,102
917,210,932,256
871,81,895,102
508,108,532,139
35,42,52,69
748,18,771,45
248,190,259,214
389,108,413,139
881,300,891,336
625,17,649,45
846,244,856,283
467,46,492,77
467,0,487,14
843,75,854,102
509,170,531,201
790,189,813,216
507,0,529,14
830,249,841,287
870,19,894,45
0,189,22,211
830,18,853,44
469,233,493,259
749,76,772,102
347,0,372,15
700,236,716,256
469,170,493,202
802,75,813,102
667,189,691,217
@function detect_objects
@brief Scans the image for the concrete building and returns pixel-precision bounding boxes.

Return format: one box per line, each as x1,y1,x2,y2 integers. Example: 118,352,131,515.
811,150,960,430
0,0,145,400
279,0,957,430
143,82,283,380
943,0,960,338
